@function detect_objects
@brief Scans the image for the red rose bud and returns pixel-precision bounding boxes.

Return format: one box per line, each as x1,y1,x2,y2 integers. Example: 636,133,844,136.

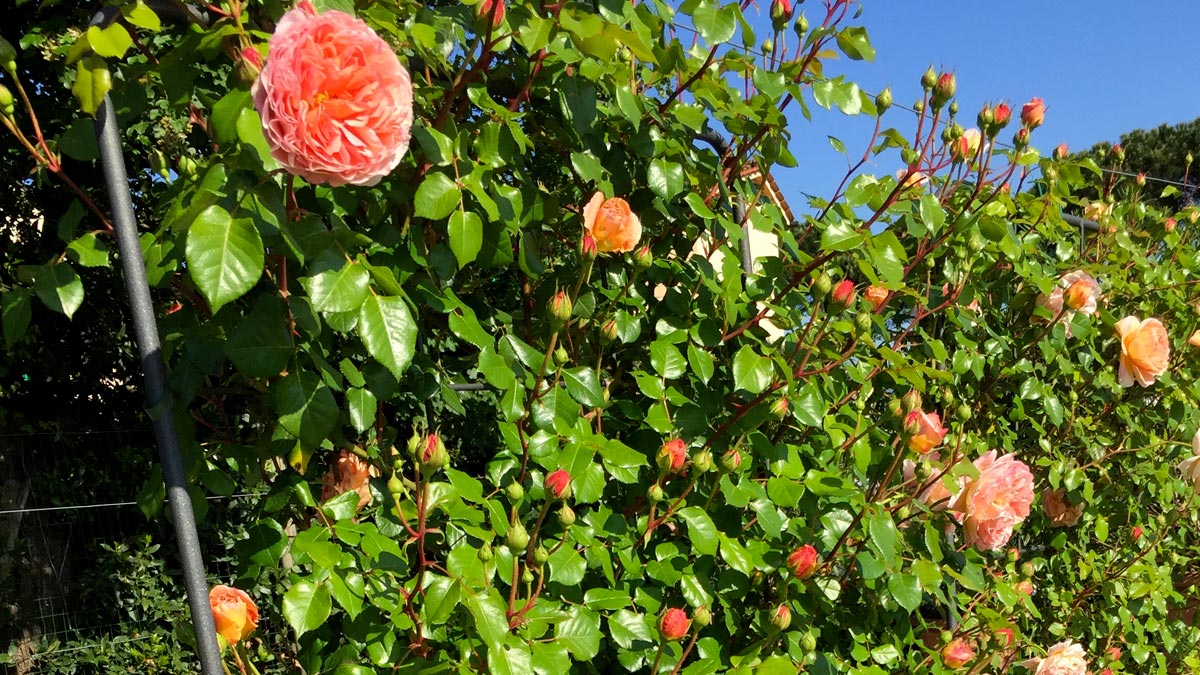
770,0,793,29
544,469,571,500
1166,217,1177,233
770,604,792,631
786,544,818,579
941,638,975,669
580,232,598,260
993,627,1014,647
830,279,856,312
1136,172,1146,187
992,102,1012,130
549,290,573,326
659,607,691,641
719,448,743,473
238,46,263,83
1111,143,1125,162
657,438,687,473
1054,143,1069,160
1020,97,1045,128
632,244,653,270
1132,525,1143,541
931,72,956,108
1013,127,1029,149
419,433,449,472
476,0,505,29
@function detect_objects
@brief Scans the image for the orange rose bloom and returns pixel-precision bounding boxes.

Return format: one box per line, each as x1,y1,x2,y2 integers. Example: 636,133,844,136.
582,192,642,253
905,410,948,454
1041,488,1083,527
1114,316,1170,387
321,449,378,509
942,638,975,669
209,585,259,647
864,285,888,310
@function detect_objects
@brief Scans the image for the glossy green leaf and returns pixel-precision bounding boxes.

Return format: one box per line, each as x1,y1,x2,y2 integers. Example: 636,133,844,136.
282,580,332,638
33,263,84,319
185,204,264,314
357,293,417,379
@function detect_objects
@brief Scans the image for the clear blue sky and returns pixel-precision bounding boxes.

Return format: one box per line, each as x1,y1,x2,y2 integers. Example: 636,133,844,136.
751,2,1200,205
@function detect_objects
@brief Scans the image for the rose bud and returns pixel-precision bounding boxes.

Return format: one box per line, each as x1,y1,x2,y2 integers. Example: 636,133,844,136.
719,448,743,473
1136,172,1146,187
770,0,793,29
1020,97,1045,128
941,638,975,668
1054,143,1069,160
692,606,713,628
864,285,888,310
477,0,506,29
875,87,892,114
829,279,856,312
770,397,790,420
657,438,687,474
993,102,1012,129
558,504,576,526
659,608,691,641
1132,525,1144,541
209,585,259,647
931,72,956,108
579,232,598,261
548,290,573,327
544,469,571,500
632,244,654,271
921,65,937,91
993,627,1014,647
419,432,449,473
786,544,818,579
505,521,530,551
1166,217,1177,233
770,604,792,631
904,410,948,454
812,272,833,300
599,318,618,345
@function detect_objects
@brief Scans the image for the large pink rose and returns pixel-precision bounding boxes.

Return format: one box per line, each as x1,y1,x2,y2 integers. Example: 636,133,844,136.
1034,270,1101,337
253,1,414,186
1024,640,1089,675
953,451,1034,551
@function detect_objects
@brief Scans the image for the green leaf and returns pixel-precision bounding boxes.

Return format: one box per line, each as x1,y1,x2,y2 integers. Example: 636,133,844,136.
2,289,31,346
887,573,922,611
72,56,112,116
122,1,162,30
422,575,461,625
687,344,715,384
415,173,461,220
732,345,773,394
563,367,604,407
273,370,338,448
556,606,602,660
448,210,483,267
466,591,511,651
282,580,332,638
820,220,864,252
66,233,110,268
868,510,899,569
185,204,264,314
691,0,737,44
234,519,287,569
347,387,376,434
836,26,875,61
919,193,946,234
794,383,826,427
549,546,587,585
329,569,364,619
871,231,907,284
650,341,687,379
358,293,418,379
33,263,84,319
85,24,132,58
648,159,685,201
226,296,293,379
301,255,370,314
676,506,718,555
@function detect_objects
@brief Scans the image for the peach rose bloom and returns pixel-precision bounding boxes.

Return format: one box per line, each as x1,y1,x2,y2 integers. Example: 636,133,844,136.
1177,429,1200,491
1189,330,1200,348
911,455,967,513
895,167,928,190
1084,201,1112,221
253,0,414,186
905,410,948,454
942,638,975,668
953,451,1034,551
1042,488,1083,527
209,585,259,646
321,449,378,509
1114,316,1170,387
582,192,641,253
1025,640,1089,675
1034,270,1100,336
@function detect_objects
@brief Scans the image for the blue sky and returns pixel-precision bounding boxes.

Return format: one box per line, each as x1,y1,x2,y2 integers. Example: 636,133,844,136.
750,1,1200,205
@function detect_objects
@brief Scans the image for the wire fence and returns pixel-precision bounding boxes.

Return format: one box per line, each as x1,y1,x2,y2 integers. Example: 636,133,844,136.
0,430,243,675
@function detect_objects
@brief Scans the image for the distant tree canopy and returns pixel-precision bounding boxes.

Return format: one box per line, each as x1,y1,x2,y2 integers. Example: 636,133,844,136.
1079,116,1200,209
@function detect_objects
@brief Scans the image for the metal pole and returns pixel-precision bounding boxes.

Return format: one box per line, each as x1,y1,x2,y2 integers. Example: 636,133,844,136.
90,9,224,674
695,128,753,277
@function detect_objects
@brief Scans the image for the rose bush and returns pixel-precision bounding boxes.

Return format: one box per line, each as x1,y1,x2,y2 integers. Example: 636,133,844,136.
5,0,1200,672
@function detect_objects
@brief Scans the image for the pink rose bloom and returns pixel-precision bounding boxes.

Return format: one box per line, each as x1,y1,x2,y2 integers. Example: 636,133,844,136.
1034,270,1101,337
1115,316,1170,387
1024,640,1089,675
953,451,1034,551
253,0,414,186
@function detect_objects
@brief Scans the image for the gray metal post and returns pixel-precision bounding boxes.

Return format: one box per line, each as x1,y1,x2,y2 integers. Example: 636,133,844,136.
90,8,224,674
695,129,753,276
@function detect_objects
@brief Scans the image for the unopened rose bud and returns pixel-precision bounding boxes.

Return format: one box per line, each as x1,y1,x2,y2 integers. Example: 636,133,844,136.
579,233,598,261
786,544,818,579
830,279,855,312
977,105,993,131
506,521,530,551
801,632,817,653
548,291,573,327
1136,172,1146,187
599,318,618,344
1112,143,1125,162
1013,127,1029,149
558,504,576,526
692,450,714,473
0,85,13,117
1020,561,1035,578
659,608,691,641
942,638,975,669
992,102,1011,130
632,244,653,271
720,448,743,473
533,545,550,564
887,398,903,419
761,38,774,54
1132,525,1143,541
948,101,958,117
770,604,792,631
1188,152,1194,166
931,72,956,108
387,473,405,495
476,0,506,29
854,312,872,336
1053,143,1069,161
901,389,922,414
770,0,793,29
1167,217,1177,233
912,99,924,114
647,483,665,502
657,438,687,474
419,432,449,473
875,87,892,114
544,469,572,500
692,606,713,628
793,12,808,36
993,627,1014,647
506,481,525,501
770,398,789,419
921,65,937,91
522,568,535,584
1020,97,1045,128
478,542,494,561
812,273,833,300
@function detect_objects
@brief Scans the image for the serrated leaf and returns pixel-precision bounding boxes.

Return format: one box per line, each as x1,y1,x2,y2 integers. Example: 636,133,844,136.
273,370,338,448
33,263,84,319
676,506,718,555
185,204,264,314
563,367,604,407
556,606,601,660
301,256,370,314
415,173,460,220
732,345,773,394
448,210,483,267
72,56,112,116
358,293,417,379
